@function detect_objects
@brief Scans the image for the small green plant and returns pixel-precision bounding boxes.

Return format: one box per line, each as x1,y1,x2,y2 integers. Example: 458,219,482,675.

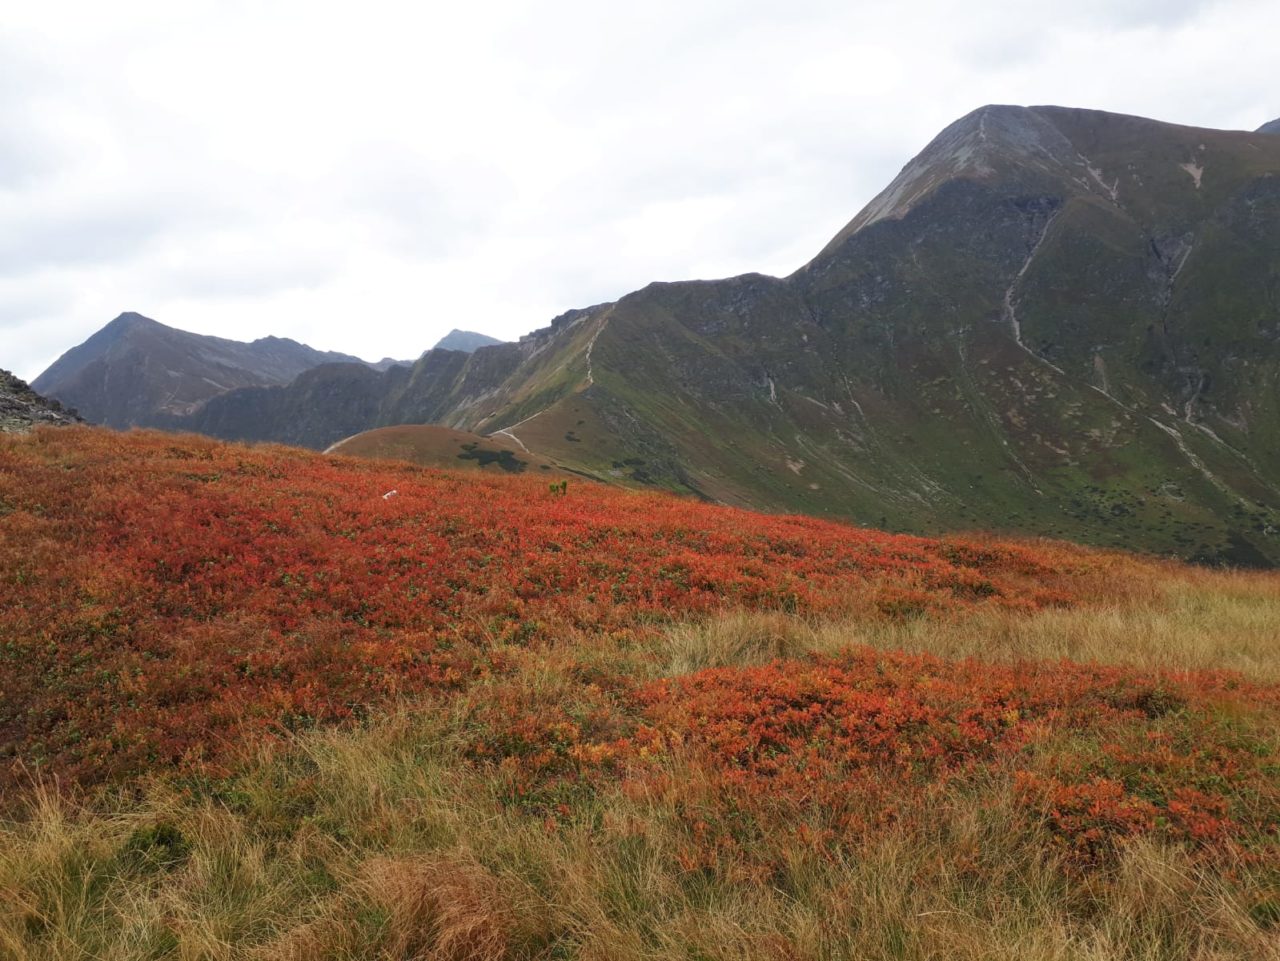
117,823,190,873
549,480,568,496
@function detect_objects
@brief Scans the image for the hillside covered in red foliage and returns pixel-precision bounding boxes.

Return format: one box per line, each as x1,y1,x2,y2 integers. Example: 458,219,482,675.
3,427,1280,959
467,650,1280,871
3,427,1117,785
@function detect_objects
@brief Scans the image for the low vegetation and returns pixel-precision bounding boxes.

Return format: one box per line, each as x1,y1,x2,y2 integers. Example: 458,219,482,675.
1,427,1278,959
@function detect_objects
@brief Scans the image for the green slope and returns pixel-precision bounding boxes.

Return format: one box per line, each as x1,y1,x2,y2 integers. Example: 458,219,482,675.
169,105,1280,564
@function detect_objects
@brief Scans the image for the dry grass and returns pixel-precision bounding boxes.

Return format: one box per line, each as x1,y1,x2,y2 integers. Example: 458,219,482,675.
660,568,1280,681
3,563,1279,960
3,716,1277,961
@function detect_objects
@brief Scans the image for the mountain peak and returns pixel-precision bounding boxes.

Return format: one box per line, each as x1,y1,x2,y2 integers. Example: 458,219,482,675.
808,104,1273,268
106,311,162,331
812,104,1085,258
33,314,372,427
432,329,505,353
1258,118,1280,134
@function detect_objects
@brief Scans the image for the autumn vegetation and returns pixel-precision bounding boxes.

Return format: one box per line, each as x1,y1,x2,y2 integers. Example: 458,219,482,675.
2,427,1278,960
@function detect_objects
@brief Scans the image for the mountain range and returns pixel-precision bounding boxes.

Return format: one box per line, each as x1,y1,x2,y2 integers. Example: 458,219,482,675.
31,106,1280,565
30,316,507,430
30,312,386,429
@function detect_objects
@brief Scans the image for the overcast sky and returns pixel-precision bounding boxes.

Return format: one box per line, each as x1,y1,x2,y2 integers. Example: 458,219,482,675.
4,0,1277,381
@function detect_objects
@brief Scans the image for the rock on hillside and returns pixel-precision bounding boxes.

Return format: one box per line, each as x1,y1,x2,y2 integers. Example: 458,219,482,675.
1,369,81,433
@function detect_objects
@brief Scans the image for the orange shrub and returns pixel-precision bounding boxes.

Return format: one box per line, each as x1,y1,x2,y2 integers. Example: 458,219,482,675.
0,427,1130,785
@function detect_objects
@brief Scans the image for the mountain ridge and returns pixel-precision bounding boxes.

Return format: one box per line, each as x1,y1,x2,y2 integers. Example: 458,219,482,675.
33,312,387,428
50,105,1280,565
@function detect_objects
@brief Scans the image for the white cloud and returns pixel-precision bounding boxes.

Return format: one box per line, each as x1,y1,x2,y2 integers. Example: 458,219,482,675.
3,0,1277,380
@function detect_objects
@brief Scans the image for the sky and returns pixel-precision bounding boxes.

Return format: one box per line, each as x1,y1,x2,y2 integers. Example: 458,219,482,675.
4,0,1278,381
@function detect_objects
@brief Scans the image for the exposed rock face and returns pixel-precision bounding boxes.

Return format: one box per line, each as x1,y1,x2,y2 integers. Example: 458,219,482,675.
32,312,378,428
0,369,81,433
124,106,1280,564
432,329,505,353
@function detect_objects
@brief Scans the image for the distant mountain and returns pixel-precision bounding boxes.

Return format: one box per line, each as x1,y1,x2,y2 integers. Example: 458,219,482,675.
1259,118,1280,134
432,329,505,353
159,106,1280,565
33,313,375,428
0,369,81,433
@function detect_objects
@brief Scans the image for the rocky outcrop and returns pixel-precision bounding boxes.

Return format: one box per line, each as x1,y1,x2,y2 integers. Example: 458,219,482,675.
1,370,81,433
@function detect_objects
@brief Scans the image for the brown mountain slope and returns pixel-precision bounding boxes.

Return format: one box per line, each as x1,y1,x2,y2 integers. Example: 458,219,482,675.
326,424,572,478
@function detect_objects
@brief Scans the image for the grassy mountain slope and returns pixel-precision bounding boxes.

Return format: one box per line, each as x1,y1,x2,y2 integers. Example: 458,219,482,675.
326,423,572,477
454,106,1280,564
161,106,1280,565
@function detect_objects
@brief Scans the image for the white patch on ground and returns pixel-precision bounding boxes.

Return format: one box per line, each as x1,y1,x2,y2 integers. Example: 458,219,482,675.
1087,384,1137,417
768,377,777,403
491,428,529,453
1147,417,1245,504
489,404,553,454
1171,243,1194,283
1004,211,1067,376
583,313,610,387
1086,165,1120,202
1092,352,1112,396
324,432,361,454
1192,421,1228,445
786,457,805,475
1179,162,1204,189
